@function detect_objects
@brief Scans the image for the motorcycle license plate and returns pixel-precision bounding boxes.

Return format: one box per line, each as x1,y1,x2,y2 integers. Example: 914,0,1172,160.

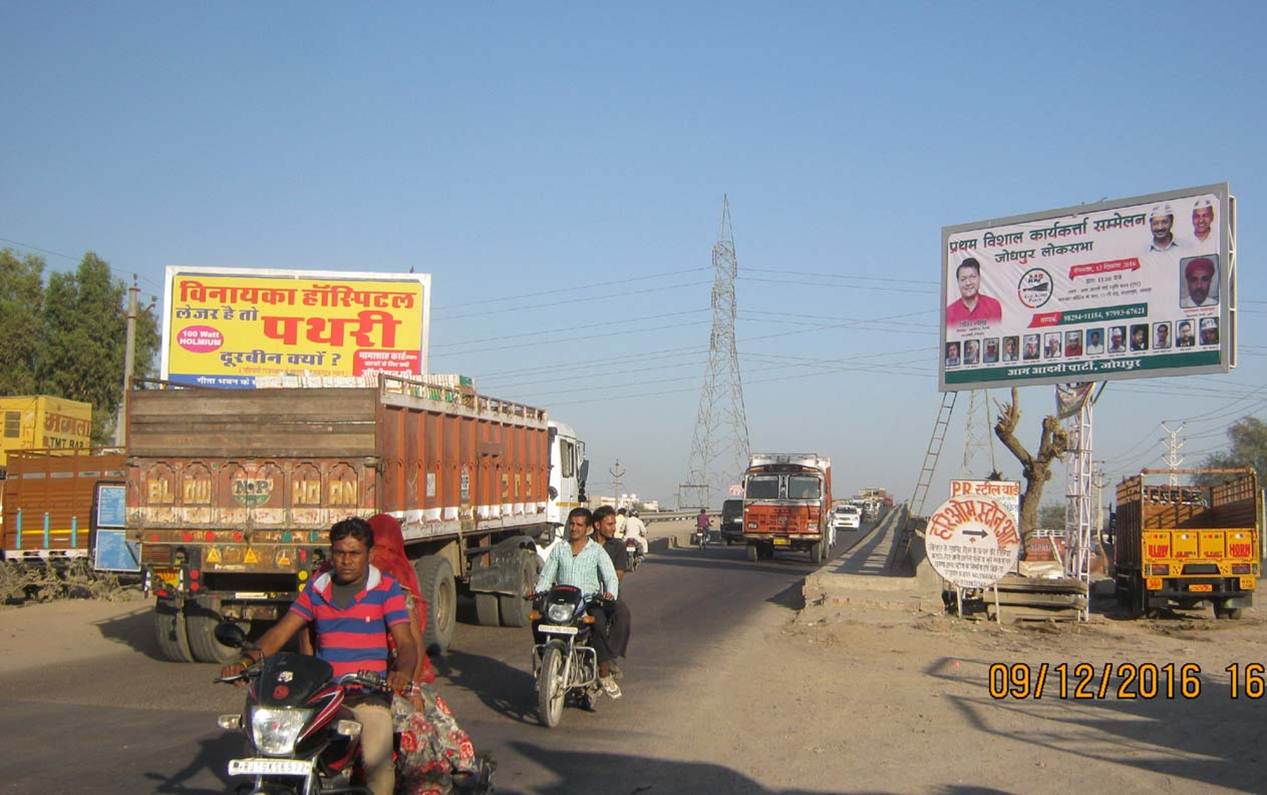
228,758,313,777
773,538,790,546
538,624,578,635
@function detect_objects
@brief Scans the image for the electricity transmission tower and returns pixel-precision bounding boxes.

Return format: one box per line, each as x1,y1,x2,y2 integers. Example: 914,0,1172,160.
681,196,750,510
960,390,995,476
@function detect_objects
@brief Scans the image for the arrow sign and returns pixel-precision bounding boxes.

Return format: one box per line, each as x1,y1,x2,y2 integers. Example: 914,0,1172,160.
962,528,988,540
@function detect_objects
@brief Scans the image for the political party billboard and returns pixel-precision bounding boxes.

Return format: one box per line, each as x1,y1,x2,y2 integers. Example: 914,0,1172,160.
940,183,1234,391
161,267,430,388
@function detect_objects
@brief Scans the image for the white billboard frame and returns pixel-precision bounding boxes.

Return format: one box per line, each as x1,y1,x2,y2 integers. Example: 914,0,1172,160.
939,182,1235,392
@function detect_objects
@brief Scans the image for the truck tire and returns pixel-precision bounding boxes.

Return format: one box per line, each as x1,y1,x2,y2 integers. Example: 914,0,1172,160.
153,601,194,663
415,556,457,655
809,541,823,564
186,602,244,664
1213,600,1244,620
474,593,501,627
499,550,539,628
746,544,758,563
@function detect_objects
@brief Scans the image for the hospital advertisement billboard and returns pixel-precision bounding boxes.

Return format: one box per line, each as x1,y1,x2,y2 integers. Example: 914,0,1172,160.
161,267,430,388
940,183,1235,391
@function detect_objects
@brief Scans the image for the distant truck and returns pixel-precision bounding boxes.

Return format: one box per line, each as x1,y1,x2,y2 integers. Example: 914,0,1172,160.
127,376,586,663
1,448,127,565
1113,467,1261,619
0,395,94,470
741,453,833,563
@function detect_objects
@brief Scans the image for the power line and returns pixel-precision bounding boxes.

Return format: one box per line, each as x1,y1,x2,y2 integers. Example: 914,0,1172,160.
738,275,938,295
0,235,164,295
431,266,710,312
431,308,710,349
744,267,938,286
431,318,713,358
433,278,713,320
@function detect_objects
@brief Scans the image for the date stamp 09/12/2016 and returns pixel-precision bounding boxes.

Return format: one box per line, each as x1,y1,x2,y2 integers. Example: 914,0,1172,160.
987,662,1267,701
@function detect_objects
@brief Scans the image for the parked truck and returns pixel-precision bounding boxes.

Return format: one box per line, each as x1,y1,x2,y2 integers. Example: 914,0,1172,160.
127,375,586,663
2,448,127,564
1113,467,1261,619
741,453,833,563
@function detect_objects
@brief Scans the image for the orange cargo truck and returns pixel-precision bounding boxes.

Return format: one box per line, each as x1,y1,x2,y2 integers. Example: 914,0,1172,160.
1,448,127,564
741,453,833,564
1113,467,1261,619
127,376,586,663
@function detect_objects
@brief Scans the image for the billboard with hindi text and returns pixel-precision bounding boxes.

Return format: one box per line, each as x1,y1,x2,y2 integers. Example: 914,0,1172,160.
940,183,1235,391
161,267,430,388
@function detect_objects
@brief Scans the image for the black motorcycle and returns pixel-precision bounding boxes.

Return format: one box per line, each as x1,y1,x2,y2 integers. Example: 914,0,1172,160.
624,538,644,571
213,624,493,794
530,585,608,728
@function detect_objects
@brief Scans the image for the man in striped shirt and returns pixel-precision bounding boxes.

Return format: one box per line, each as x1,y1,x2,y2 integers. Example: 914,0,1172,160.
219,517,417,795
535,507,622,697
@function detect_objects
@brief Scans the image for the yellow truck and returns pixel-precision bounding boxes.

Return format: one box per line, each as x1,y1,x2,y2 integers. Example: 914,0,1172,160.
1113,467,1261,619
0,396,93,469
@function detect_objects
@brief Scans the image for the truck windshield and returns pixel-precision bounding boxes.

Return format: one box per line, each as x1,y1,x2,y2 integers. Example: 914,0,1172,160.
787,476,821,500
746,476,779,499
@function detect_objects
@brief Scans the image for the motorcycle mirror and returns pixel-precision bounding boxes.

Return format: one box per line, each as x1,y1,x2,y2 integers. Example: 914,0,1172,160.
214,622,248,649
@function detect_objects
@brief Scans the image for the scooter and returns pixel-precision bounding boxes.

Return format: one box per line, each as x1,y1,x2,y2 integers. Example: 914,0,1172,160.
530,585,608,728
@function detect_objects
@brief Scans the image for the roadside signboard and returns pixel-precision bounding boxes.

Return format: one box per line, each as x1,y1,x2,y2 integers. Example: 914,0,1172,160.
925,482,1022,589
92,483,139,572
161,266,431,388
941,183,1234,391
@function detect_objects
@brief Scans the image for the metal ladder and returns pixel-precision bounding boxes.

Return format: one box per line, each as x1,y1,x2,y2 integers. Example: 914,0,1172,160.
888,391,958,574
911,390,958,517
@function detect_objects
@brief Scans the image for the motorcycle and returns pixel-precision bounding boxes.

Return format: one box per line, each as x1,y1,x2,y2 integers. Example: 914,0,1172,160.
624,538,644,571
213,623,493,794
530,585,608,728
692,523,712,549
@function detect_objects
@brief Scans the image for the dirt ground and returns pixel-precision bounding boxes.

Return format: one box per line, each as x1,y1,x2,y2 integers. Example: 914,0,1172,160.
657,591,1267,794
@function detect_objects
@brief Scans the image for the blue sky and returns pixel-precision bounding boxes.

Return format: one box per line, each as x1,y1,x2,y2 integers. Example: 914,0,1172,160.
3,2,1265,507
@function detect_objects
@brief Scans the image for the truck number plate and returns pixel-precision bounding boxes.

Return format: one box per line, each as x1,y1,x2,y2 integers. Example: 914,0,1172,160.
228,758,313,776
773,538,790,546
1189,584,1213,592
537,624,578,635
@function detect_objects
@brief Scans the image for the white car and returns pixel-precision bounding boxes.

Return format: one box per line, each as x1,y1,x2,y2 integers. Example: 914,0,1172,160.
832,504,862,531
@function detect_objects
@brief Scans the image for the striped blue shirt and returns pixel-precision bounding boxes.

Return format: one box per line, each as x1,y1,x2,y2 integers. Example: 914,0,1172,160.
535,538,619,600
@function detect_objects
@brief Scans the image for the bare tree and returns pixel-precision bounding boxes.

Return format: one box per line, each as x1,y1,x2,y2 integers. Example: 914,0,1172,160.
994,387,1069,550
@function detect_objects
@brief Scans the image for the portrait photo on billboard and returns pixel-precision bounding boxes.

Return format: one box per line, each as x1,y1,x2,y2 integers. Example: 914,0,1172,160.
1179,255,1219,308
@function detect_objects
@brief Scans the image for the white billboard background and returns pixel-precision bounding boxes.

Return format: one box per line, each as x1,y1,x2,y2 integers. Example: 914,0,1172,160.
940,183,1233,390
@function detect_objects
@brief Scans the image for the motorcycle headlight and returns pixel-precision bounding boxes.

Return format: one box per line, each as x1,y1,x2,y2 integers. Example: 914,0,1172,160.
547,603,573,623
251,707,312,756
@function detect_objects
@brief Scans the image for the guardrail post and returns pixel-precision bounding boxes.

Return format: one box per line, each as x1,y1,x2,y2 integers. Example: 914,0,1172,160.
44,512,50,548
15,509,21,549
71,516,79,549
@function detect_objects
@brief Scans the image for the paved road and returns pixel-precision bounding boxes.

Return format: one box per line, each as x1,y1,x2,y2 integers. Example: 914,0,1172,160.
0,521,878,794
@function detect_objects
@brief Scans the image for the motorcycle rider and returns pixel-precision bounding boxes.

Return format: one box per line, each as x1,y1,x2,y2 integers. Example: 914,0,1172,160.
590,506,634,681
623,508,648,557
695,507,711,546
218,517,416,795
534,506,623,698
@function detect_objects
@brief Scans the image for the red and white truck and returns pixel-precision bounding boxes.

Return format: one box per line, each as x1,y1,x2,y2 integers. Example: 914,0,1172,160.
741,453,833,563
127,375,586,663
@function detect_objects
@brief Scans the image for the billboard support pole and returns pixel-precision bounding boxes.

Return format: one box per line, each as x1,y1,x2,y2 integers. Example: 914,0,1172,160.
1062,394,1094,620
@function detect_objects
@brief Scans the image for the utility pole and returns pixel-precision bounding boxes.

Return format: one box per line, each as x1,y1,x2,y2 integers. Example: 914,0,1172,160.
1091,463,1107,538
115,275,140,447
1162,423,1185,486
609,459,625,509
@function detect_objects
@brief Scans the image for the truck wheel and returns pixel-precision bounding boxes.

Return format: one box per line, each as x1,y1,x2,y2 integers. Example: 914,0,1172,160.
474,593,501,627
809,542,823,564
500,550,539,628
415,556,457,654
746,544,758,563
153,601,194,663
186,603,245,664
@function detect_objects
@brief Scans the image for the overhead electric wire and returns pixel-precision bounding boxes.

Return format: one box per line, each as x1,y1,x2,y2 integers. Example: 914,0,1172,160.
431,308,709,349
738,275,938,295
434,278,714,321
1,234,164,294
744,267,938,286
431,266,711,313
